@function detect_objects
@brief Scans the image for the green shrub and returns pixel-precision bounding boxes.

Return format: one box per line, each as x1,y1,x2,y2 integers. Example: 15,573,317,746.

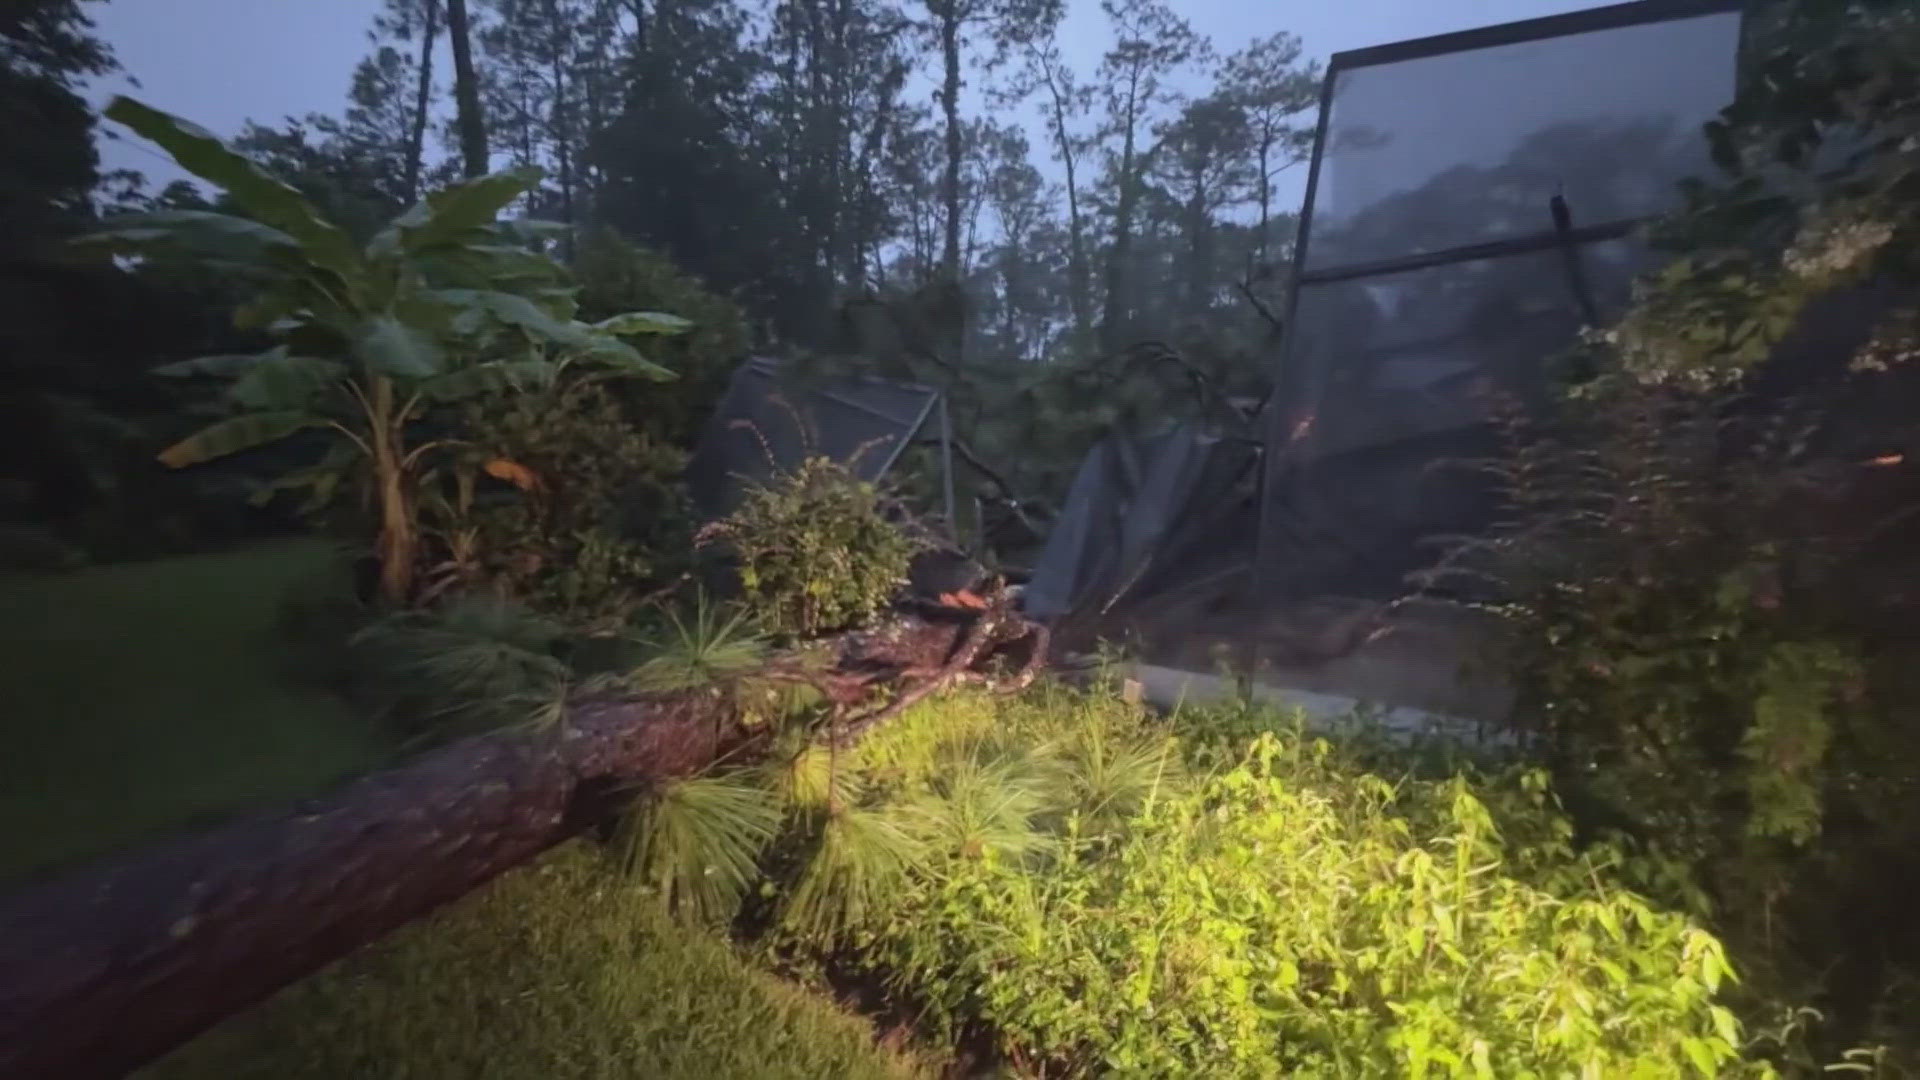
604,674,1761,1077
438,375,691,630
141,845,924,1080
573,229,754,449
822,692,1758,1078
696,455,919,639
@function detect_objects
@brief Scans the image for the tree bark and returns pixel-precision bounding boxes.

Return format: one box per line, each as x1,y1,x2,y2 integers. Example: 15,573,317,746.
1099,72,1144,356
447,0,490,179
1183,164,1211,316
939,2,963,284
1039,59,1091,350
0,608,1042,1080
543,0,576,262
404,0,442,204
0,703,727,1080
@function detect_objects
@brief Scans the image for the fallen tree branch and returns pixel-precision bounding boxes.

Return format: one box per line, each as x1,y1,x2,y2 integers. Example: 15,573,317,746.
0,698,729,1080
1236,277,1285,338
0,596,1049,1080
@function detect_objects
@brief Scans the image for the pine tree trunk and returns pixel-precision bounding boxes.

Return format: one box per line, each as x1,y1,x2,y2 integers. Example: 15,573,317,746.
1100,124,1140,355
1255,133,1273,264
1184,170,1211,316
939,3,963,284
549,58,576,258
1042,73,1091,350
447,0,490,178
404,0,442,204
0,702,729,1080
0,609,1038,1080
627,0,648,52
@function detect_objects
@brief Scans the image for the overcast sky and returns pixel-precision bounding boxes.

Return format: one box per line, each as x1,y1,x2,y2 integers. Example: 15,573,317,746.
88,0,1600,205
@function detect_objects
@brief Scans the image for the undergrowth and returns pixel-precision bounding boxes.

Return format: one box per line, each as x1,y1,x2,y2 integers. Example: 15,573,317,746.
606,667,1770,1078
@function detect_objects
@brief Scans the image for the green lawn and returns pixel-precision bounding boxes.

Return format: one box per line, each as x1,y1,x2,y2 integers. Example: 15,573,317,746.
142,844,924,1080
0,538,391,886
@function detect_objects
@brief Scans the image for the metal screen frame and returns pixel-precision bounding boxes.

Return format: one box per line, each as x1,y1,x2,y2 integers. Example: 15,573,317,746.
686,357,957,534
1254,0,1749,603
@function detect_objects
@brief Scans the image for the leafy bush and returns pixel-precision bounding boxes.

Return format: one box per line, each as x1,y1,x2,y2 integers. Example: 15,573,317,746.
1432,387,1867,863
573,228,754,448
603,672,1759,1077
141,845,925,1080
431,374,691,629
696,455,920,639
1420,5,1920,1063
826,692,1756,1078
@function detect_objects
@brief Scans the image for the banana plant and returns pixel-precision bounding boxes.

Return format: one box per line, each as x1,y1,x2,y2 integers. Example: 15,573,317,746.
78,97,694,605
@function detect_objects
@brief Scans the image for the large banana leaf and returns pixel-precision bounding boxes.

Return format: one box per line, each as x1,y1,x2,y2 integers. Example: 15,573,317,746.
76,210,304,266
416,359,562,403
576,336,676,381
157,412,331,468
435,288,588,348
414,243,563,293
246,440,361,511
105,97,362,281
377,169,544,256
352,315,443,378
228,353,347,410
592,311,694,337
153,352,275,378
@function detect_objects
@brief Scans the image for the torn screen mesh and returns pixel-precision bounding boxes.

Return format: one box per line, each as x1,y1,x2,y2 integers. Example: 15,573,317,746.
684,358,939,522
1304,8,1742,273
1254,4,1744,614
1261,236,1661,602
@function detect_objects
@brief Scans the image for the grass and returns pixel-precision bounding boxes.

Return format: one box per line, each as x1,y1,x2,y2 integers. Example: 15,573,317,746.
0,538,391,886
141,843,927,1080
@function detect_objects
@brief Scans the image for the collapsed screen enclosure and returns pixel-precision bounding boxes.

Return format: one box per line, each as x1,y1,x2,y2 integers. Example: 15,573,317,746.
1030,0,1745,721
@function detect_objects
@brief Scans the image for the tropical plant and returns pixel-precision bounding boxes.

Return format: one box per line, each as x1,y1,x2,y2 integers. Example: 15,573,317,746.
78,97,691,605
695,454,922,639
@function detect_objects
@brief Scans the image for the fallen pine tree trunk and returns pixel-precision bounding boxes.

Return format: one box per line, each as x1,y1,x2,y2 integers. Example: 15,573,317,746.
0,599,1044,1080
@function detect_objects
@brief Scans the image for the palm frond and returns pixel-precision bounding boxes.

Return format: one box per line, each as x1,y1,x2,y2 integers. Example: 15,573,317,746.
617,772,783,926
